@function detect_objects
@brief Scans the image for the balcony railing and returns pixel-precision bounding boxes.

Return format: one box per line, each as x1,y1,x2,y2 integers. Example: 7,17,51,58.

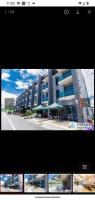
28,103,31,107
57,85,75,98
58,90,75,98
34,99,37,104
34,90,38,94
57,70,72,82
42,83,48,90
42,96,48,102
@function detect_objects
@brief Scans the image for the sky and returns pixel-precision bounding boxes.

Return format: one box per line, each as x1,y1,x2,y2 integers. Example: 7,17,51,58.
1,69,47,108
0,174,15,185
48,174,57,180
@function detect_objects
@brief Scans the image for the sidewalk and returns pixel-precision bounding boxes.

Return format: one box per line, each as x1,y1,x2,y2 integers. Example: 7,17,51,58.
14,115,94,130
25,118,79,130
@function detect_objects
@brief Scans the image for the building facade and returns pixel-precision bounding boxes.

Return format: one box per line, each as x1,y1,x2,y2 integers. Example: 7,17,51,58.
5,98,14,109
0,174,23,192
16,69,92,123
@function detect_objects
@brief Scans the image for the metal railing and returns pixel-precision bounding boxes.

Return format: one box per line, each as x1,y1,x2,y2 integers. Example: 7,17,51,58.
57,70,72,82
57,85,75,98
42,96,48,102
34,90,38,94
42,83,48,90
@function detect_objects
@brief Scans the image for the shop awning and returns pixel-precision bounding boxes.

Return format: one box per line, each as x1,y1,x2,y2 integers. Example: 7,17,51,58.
32,105,44,110
48,102,63,109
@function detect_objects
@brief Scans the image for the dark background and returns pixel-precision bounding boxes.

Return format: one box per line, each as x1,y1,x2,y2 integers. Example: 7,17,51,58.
0,6,95,174
0,132,95,173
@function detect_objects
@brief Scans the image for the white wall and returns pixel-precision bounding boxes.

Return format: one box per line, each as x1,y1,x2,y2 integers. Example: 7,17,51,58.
81,69,94,98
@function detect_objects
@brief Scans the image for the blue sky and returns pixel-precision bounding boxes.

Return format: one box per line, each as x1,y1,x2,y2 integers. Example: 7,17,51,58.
1,69,39,95
48,174,58,180
1,69,47,107
1,69,94,97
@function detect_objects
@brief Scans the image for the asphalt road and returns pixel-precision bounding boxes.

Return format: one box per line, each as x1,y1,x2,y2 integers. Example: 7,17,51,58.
1,112,47,130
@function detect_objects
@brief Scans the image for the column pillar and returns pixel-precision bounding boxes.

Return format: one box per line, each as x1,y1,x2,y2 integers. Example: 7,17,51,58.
37,75,42,106
48,69,53,118
31,82,35,108
52,76,57,103
71,69,84,123
48,69,53,105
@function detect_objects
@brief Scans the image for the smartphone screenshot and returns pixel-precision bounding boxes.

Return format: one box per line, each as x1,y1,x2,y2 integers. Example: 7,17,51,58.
0,1,95,200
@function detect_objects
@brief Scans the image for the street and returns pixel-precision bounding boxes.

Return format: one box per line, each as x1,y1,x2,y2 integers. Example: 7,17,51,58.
1,186,22,192
1,112,47,130
24,185,46,192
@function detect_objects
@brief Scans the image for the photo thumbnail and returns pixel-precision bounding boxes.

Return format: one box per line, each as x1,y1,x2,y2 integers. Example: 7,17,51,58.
73,174,95,193
0,174,23,192
24,174,47,193
48,174,72,193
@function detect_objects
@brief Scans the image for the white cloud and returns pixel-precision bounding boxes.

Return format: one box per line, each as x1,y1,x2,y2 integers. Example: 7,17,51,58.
20,69,25,71
19,69,39,75
15,80,28,89
39,69,48,76
28,79,33,85
19,69,39,79
1,90,17,108
26,69,39,75
20,70,26,79
1,72,10,81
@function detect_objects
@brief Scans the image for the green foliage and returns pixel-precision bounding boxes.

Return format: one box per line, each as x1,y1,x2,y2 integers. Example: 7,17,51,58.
26,109,32,116
5,107,15,113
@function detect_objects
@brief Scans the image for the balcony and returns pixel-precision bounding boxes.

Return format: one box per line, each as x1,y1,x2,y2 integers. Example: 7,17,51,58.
42,83,48,91
35,84,38,88
57,70,73,85
42,96,48,102
34,90,38,96
34,101,37,105
57,85,75,100
34,97,37,105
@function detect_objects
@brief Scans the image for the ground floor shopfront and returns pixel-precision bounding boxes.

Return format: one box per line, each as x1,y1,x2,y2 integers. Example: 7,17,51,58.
16,99,93,123
46,105,78,121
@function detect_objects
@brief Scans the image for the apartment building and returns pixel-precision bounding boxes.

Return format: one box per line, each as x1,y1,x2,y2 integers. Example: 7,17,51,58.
0,174,23,192
16,69,91,123
5,98,14,109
